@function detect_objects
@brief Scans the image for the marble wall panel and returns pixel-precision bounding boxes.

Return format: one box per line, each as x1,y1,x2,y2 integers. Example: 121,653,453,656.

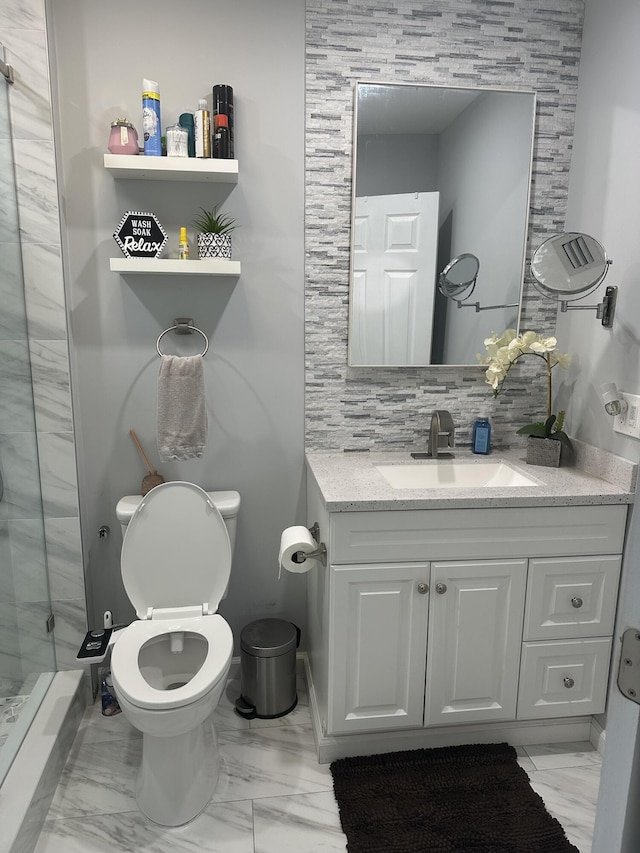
0,242,28,340
29,341,74,434
21,243,67,341
0,341,37,433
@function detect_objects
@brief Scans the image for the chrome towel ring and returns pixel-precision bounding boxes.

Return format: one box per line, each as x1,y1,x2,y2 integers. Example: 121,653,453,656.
156,318,209,358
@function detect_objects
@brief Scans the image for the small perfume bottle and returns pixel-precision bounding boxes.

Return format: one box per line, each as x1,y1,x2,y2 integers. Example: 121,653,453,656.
178,227,190,260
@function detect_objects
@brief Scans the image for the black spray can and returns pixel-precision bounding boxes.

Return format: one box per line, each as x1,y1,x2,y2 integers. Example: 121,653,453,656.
212,84,234,158
213,113,231,159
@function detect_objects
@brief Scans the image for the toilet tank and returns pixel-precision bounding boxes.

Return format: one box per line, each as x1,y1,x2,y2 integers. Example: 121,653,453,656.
116,488,241,554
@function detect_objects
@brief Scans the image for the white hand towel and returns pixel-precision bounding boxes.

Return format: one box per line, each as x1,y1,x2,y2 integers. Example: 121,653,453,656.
157,355,207,461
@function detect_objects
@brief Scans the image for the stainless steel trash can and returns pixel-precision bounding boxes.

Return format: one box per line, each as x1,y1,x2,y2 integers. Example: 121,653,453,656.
235,619,300,719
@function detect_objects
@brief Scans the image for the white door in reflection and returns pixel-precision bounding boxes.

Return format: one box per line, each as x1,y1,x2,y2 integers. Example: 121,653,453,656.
350,191,439,366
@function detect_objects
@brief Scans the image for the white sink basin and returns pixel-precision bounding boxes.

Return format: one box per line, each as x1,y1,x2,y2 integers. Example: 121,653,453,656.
375,461,539,490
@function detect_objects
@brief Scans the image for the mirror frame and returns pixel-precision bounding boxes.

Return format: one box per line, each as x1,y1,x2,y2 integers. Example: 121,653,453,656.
348,80,537,368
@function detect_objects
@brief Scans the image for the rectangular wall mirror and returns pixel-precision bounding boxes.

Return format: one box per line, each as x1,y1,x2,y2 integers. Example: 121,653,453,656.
348,82,536,367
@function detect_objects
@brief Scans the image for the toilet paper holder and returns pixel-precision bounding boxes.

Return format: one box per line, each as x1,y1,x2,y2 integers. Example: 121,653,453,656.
299,522,326,566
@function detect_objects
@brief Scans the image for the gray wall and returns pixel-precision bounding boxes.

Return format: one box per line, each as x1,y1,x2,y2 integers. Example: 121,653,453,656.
356,133,439,197
557,0,640,849
438,92,532,363
48,0,306,647
305,0,584,451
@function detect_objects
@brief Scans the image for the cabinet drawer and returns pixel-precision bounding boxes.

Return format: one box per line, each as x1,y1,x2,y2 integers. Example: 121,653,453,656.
524,555,621,640
517,638,612,720
331,505,627,564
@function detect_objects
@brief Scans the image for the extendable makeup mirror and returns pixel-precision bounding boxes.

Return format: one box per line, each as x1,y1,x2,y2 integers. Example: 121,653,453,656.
530,232,617,327
438,253,519,313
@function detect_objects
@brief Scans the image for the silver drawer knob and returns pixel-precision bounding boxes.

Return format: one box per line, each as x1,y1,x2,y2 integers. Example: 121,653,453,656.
417,582,429,595
571,596,583,609
435,583,447,595
563,676,575,689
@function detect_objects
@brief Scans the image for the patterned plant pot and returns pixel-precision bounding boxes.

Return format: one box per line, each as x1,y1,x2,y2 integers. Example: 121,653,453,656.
525,435,562,468
197,233,232,259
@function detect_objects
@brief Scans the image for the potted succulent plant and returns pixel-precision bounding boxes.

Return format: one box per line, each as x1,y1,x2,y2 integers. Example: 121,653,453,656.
479,329,573,467
192,205,237,259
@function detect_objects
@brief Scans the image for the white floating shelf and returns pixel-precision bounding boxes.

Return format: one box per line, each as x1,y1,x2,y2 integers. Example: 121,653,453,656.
104,154,238,183
110,257,241,276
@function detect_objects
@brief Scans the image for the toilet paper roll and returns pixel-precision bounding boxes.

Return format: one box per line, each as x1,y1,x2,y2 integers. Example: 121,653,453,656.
278,526,318,577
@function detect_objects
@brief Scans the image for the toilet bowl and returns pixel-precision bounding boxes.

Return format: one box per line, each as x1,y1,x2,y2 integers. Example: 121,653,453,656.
110,481,240,826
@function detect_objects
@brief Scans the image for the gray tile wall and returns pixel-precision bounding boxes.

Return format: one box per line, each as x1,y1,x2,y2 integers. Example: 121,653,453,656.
305,0,584,451
1,0,87,674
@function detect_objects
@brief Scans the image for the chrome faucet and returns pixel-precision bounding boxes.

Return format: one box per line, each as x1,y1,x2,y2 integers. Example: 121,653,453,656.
412,410,455,459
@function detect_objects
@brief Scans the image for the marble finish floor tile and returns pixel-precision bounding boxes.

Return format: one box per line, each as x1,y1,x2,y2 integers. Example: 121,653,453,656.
35,669,602,853
527,763,600,853
48,737,142,819
35,800,254,853
514,744,536,772
523,740,602,771
213,723,333,803
253,790,346,853
72,698,140,747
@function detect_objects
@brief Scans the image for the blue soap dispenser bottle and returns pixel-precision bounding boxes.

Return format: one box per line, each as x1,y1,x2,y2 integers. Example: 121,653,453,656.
472,416,491,455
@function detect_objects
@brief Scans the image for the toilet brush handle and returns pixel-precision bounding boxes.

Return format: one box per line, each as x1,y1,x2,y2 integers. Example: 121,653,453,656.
129,429,156,475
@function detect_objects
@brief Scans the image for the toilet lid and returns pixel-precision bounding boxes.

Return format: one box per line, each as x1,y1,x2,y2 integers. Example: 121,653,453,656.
121,481,232,619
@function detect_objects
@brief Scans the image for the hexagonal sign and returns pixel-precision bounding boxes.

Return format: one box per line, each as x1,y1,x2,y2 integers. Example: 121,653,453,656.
113,210,168,258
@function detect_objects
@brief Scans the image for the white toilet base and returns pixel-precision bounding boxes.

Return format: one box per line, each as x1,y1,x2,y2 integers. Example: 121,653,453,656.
136,716,221,826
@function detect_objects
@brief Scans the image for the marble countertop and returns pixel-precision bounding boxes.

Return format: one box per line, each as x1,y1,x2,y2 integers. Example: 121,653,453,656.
305,441,637,512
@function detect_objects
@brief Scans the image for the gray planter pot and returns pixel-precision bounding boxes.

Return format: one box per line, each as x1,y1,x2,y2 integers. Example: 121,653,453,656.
197,233,232,259
525,435,562,468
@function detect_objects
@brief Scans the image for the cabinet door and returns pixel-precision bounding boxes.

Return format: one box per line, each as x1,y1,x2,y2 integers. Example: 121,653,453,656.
425,559,527,726
329,562,429,735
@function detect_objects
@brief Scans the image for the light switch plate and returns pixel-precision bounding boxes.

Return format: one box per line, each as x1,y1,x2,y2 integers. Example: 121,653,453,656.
618,628,640,705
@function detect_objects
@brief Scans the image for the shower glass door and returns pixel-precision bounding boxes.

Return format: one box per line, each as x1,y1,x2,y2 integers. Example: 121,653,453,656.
0,39,56,785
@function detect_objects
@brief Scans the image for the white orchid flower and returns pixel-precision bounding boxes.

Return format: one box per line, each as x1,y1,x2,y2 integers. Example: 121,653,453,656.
479,327,572,412
529,336,557,353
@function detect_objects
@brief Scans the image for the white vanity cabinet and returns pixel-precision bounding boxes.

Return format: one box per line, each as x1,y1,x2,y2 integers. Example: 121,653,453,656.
308,495,627,745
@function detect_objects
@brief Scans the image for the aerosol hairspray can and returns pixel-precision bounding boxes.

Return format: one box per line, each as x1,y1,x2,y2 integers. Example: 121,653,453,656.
212,84,234,158
142,79,162,156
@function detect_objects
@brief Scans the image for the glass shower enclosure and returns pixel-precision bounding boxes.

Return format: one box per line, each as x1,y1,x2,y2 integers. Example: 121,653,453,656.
0,40,57,784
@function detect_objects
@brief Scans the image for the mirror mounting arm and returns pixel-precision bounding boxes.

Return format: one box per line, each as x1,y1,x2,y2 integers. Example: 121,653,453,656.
559,285,617,328
456,300,519,313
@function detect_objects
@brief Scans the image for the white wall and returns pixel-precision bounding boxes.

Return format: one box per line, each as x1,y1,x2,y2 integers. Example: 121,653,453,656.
47,0,306,649
558,0,640,849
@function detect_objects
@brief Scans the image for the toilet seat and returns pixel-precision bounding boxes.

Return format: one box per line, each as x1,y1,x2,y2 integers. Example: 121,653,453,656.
111,615,233,710
121,481,232,619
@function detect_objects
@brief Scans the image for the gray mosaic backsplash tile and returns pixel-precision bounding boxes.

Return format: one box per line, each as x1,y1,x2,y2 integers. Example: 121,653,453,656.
305,0,584,451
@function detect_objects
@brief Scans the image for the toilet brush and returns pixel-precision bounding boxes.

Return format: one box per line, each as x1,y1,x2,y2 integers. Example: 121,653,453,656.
129,429,165,495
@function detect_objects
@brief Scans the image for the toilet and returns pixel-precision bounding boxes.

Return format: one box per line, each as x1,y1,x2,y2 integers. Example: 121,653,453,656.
111,481,240,826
